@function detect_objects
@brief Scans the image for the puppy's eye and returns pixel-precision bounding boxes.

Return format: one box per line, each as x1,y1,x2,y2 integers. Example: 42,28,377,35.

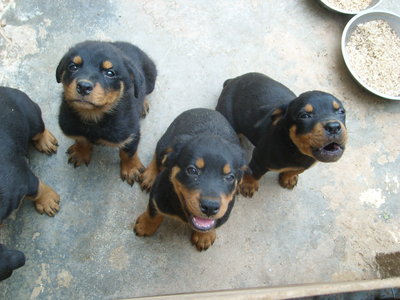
337,108,345,114
104,70,116,78
186,165,199,176
224,173,235,182
68,63,79,72
298,113,312,119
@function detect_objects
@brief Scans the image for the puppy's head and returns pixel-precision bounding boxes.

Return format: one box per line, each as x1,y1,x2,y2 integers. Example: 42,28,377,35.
286,91,347,162
56,41,142,114
163,135,246,232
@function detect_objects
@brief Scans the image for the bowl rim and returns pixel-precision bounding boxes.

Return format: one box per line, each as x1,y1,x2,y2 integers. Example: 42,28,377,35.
319,0,383,15
341,10,400,101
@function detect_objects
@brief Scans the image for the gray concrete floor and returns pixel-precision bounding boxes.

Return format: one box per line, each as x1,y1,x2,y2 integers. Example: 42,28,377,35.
0,0,400,299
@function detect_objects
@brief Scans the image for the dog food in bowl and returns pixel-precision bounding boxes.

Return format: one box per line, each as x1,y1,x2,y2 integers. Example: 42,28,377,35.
345,19,400,98
320,0,382,14
325,0,372,12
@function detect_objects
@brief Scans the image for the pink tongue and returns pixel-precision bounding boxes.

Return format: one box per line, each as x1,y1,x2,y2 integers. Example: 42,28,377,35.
193,216,214,227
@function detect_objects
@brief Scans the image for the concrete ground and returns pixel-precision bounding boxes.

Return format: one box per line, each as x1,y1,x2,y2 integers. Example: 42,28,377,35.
0,0,399,299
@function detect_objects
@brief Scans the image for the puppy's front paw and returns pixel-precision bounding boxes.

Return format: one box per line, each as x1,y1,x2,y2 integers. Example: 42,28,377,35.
32,129,59,155
120,151,144,186
134,212,163,236
140,156,159,192
279,172,298,189
191,230,216,251
238,173,259,197
34,182,60,216
67,142,92,167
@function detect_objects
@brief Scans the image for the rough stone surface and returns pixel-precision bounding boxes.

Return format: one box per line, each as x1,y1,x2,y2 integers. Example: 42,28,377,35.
0,0,399,298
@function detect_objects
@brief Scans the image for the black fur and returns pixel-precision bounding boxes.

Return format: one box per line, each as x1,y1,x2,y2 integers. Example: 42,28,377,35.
0,244,25,281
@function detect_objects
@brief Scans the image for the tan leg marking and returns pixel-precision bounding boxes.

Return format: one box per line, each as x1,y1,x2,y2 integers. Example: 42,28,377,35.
134,211,164,236
67,137,93,167
191,230,216,251
238,173,259,198
32,129,58,155
278,169,305,189
140,154,159,192
119,150,144,186
27,181,60,216
141,99,150,118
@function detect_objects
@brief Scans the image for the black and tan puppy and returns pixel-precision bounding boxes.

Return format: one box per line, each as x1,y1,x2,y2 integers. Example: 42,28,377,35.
216,72,347,197
134,108,246,251
0,87,60,279
56,41,157,185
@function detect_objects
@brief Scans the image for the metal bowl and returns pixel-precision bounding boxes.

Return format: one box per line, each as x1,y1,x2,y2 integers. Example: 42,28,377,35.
319,0,382,15
341,11,400,100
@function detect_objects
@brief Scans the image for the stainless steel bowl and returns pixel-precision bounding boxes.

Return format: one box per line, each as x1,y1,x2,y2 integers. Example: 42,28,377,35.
341,11,400,100
319,0,382,15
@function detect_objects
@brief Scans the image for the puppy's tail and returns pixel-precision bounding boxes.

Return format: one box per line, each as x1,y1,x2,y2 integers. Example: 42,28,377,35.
223,78,233,88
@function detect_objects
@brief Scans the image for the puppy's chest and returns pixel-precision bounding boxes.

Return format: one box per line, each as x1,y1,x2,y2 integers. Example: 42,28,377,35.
75,116,137,145
266,145,315,170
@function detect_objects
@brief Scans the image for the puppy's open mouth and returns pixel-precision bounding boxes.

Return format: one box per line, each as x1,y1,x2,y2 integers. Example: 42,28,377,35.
313,142,344,162
190,216,216,232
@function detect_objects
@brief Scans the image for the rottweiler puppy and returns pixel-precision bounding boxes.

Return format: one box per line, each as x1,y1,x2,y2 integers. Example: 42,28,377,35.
56,41,157,185
134,108,246,251
216,72,347,197
0,244,25,281
0,87,60,279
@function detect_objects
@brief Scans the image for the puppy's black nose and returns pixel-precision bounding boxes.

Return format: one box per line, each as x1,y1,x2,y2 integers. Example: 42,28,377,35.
76,81,93,96
200,199,220,216
325,122,341,135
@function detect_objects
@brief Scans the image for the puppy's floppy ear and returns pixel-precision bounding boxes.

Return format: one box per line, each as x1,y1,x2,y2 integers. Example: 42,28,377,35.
123,59,144,98
56,54,69,83
254,104,287,129
159,135,192,169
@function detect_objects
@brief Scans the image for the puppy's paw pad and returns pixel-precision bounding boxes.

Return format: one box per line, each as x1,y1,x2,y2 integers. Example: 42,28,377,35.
134,212,162,236
120,157,144,186
121,167,143,186
140,169,157,192
238,182,259,198
33,129,59,155
191,231,216,251
67,143,92,167
279,173,298,189
35,190,60,217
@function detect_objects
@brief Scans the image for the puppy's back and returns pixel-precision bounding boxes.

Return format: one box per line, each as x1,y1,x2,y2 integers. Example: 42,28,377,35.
216,72,296,134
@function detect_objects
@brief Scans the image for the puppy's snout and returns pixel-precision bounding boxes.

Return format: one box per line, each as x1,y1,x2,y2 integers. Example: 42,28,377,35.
324,121,341,135
200,199,220,216
76,81,93,96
